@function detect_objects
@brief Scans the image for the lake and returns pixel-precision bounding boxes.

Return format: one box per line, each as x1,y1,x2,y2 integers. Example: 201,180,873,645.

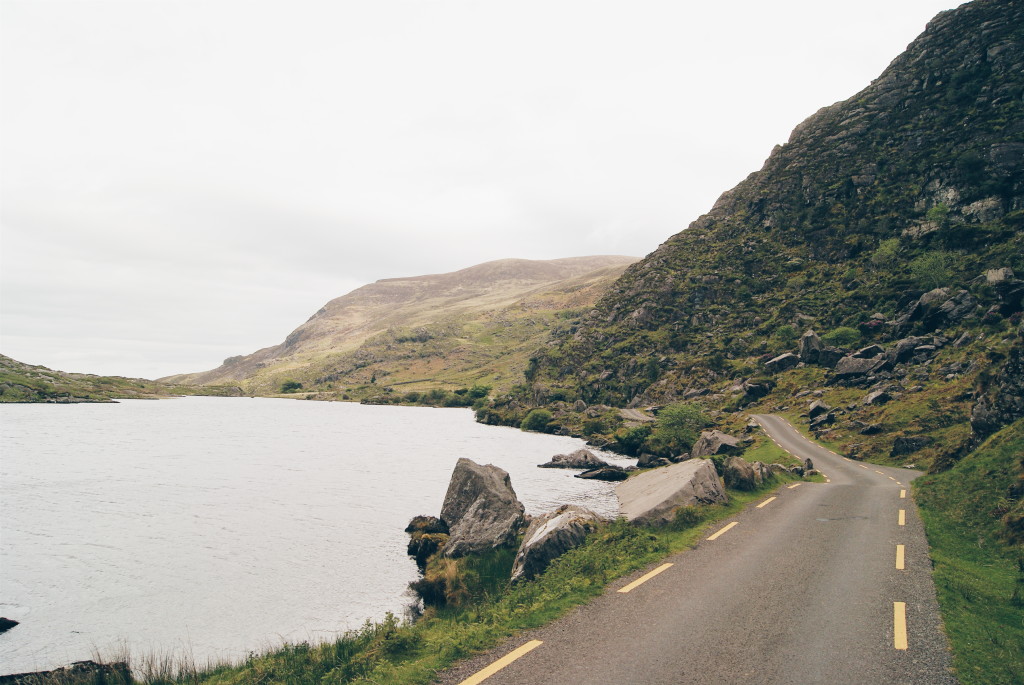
0,397,631,674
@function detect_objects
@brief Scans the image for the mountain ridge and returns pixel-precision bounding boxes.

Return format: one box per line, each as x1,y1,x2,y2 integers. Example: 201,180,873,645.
162,255,637,393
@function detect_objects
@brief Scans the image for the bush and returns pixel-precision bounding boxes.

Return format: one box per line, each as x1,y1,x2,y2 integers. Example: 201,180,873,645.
280,380,303,393
910,250,957,290
651,402,709,455
520,408,554,433
614,425,652,456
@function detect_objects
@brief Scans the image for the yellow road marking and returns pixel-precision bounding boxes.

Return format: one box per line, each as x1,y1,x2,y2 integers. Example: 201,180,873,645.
707,521,739,541
756,497,777,509
898,510,906,526
900,490,906,499
458,640,544,685
788,483,802,489
894,602,908,650
859,464,869,469
896,545,905,570
825,478,831,483
618,563,673,593
888,476,897,481
896,481,903,486
875,470,884,475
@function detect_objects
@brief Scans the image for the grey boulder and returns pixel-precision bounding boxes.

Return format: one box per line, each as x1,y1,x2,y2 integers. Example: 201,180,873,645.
440,458,526,558
722,455,760,491
690,430,742,459
616,459,727,525
510,505,604,583
538,448,607,469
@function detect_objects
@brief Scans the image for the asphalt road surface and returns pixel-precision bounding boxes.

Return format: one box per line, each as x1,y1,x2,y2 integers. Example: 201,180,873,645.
435,414,955,685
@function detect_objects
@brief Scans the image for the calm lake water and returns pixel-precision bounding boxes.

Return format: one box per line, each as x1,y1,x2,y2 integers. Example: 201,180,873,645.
0,397,631,674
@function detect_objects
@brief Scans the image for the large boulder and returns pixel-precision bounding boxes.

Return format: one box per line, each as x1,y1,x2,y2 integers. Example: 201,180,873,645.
510,505,604,583
538,448,607,469
616,459,728,525
798,330,823,363
722,456,760,491
440,458,526,558
690,430,742,459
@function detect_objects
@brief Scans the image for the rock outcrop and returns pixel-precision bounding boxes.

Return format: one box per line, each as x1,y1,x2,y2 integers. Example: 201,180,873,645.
538,448,607,469
971,341,1024,441
575,465,629,481
690,430,742,459
510,505,605,583
440,458,525,558
616,459,727,525
405,516,450,571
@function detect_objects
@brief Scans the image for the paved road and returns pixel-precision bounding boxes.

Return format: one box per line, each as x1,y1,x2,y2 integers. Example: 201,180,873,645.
436,414,955,685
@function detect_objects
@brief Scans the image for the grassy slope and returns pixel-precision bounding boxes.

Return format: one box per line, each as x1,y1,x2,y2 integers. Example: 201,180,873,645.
915,419,1024,685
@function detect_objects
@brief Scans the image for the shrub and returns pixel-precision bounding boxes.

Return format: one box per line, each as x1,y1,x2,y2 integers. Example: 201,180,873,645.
651,402,710,454
910,250,957,290
614,425,652,456
520,408,554,433
280,380,303,393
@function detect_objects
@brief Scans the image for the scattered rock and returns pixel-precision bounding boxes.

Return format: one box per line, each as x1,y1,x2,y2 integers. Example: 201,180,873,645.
834,355,887,379
722,456,760,491
510,505,604,582
538,448,608,469
890,436,933,457
440,458,526,558
860,423,883,435
852,344,885,359
405,515,448,535
690,430,742,459
863,389,891,405
637,453,672,469
810,412,835,428
616,459,728,525
808,400,831,418
575,465,629,481
765,352,800,373
817,347,845,368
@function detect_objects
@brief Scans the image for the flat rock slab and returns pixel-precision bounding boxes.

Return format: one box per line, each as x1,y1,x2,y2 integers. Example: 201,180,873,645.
615,459,727,525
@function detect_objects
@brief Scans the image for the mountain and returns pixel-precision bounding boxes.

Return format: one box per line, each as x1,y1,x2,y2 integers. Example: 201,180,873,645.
503,0,1022,456
163,256,637,397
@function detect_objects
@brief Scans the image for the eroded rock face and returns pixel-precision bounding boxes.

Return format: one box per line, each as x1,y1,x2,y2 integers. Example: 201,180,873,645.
690,430,742,459
440,458,525,558
616,459,727,525
538,448,607,469
891,436,932,457
971,341,1024,440
510,505,604,583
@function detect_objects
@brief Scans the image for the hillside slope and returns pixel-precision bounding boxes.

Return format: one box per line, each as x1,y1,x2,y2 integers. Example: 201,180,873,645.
508,0,1022,458
163,256,636,396
0,355,239,403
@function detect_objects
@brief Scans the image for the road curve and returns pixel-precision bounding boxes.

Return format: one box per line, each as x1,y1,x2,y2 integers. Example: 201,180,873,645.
435,414,954,685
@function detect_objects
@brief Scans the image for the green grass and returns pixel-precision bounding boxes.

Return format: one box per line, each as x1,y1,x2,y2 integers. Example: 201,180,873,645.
123,475,796,685
915,419,1024,685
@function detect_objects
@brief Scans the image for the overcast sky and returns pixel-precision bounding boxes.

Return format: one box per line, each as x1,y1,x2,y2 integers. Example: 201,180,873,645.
1,0,963,379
